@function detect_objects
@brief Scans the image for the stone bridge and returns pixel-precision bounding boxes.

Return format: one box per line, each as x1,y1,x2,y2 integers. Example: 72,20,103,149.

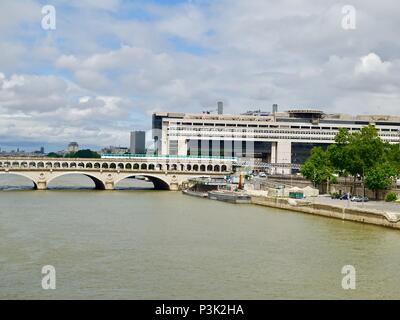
0,156,234,191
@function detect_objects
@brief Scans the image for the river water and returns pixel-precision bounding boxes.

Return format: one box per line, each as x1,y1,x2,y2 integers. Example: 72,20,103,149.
1,174,400,299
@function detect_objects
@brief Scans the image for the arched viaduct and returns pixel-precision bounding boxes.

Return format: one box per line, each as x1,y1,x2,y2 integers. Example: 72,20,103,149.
0,157,234,191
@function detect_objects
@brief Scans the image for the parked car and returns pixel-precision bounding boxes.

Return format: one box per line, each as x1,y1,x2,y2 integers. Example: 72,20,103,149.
351,196,369,202
331,193,341,199
259,172,267,178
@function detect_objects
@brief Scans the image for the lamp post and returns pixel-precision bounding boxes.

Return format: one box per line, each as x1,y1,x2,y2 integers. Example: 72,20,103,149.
362,166,365,207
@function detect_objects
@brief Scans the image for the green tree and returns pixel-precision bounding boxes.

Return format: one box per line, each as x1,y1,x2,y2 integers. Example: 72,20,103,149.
301,147,334,187
327,125,385,192
68,149,101,159
365,162,397,199
384,143,400,174
302,124,400,197
347,125,384,176
47,152,62,158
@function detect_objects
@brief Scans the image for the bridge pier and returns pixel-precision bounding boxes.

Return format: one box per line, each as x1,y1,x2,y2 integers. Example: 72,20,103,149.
169,183,180,191
36,181,47,190
104,181,114,190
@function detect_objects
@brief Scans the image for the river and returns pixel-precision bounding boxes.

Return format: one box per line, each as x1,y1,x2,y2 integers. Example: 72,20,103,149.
1,174,400,299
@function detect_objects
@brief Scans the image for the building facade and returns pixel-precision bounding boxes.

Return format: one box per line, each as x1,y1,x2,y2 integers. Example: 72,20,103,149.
130,131,146,154
152,109,400,174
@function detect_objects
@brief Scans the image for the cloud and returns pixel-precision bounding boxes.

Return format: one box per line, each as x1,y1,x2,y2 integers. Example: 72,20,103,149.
1,0,400,149
355,53,392,74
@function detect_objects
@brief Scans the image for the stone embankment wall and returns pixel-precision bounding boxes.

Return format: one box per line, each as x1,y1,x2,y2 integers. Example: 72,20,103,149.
259,175,400,200
251,196,400,230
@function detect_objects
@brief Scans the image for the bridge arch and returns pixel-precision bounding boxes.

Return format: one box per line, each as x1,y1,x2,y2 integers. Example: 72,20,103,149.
46,172,106,190
114,174,170,190
0,172,38,189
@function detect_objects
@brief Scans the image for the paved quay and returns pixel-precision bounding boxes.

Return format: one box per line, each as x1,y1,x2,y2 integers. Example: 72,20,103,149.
249,193,400,230
310,196,400,218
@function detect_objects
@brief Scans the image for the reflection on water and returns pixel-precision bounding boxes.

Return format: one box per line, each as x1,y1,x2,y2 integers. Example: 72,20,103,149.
1,174,400,299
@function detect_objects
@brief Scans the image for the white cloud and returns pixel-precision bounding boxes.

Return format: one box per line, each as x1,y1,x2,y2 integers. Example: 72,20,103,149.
355,53,392,74
1,0,400,148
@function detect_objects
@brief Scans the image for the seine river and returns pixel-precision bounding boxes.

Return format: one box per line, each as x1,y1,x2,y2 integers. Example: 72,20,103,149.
1,174,400,300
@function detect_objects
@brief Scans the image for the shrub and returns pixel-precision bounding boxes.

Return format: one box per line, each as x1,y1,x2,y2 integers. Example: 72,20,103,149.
385,192,397,202
330,192,340,199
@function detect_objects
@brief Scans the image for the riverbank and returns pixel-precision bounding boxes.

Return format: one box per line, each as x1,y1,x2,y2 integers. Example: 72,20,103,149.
251,195,400,230
182,188,400,229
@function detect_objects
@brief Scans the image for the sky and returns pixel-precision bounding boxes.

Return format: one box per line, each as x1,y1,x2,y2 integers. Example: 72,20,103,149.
0,0,400,151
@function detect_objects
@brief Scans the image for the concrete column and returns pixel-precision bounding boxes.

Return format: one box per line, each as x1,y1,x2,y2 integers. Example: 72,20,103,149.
276,140,292,175
271,142,277,163
177,139,187,156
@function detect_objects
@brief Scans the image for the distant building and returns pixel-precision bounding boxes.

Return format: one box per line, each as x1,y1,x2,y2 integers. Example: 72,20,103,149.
68,142,79,153
130,131,146,154
101,146,129,155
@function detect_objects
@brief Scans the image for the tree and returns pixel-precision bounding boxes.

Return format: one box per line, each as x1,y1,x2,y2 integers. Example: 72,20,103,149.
347,125,384,176
302,124,400,197
301,147,334,187
67,149,101,159
365,162,397,199
47,152,62,158
327,125,385,193
384,143,400,174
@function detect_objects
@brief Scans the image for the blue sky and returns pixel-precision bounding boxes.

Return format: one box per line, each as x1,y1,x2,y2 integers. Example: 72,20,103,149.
0,0,400,152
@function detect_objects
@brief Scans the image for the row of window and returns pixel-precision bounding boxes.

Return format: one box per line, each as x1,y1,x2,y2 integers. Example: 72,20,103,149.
168,123,400,132
168,126,400,135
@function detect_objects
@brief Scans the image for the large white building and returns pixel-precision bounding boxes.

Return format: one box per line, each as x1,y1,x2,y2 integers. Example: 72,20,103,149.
152,108,400,173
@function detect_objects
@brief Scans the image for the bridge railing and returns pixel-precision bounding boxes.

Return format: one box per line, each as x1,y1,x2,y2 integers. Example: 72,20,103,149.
236,161,301,169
